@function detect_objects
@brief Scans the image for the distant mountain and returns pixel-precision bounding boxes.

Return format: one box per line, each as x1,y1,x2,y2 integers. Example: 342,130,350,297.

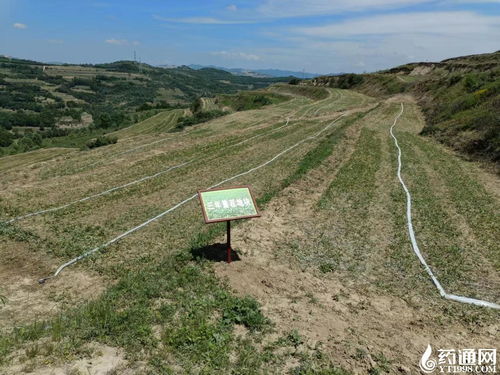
158,64,178,69
251,68,321,79
44,61,66,65
185,64,322,78
0,56,289,152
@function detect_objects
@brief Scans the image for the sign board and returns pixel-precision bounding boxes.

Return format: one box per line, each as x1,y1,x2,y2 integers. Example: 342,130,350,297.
198,185,260,223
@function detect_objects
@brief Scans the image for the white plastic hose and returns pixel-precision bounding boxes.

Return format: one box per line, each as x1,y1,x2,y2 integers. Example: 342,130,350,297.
232,117,289,147
5,161,192,224
38,114,346,282
4,117,292,224
390,103,499,310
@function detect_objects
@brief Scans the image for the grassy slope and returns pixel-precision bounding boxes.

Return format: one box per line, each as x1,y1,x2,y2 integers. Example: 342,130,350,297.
0,87,363,373
111,109,187,137
268,83,330,100
215,90,290,112
310,51,500,166
268,101,498,371
0,148,74,173
313,101,499,302
0,87,498,373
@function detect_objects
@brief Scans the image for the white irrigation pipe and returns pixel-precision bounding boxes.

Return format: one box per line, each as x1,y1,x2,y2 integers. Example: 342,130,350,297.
4,116,296,224
80,110,191,170
390,103,500,310
83,134,177,170
238,89,339,144
38,113,346,283
65,96,326,192
102,111,188,157
113,136,174,157
310,90,342,118
4,161,192,225
293,92,334,120
231,117,289,147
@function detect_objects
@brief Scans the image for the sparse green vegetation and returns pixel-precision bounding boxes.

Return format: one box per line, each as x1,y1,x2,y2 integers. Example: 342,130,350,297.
319,128,381,211
311,51,500,165
216,91,289,111
85,135,118,149
0,56,288,157
270,83,330,100
173,110,226,131
0,87,370,373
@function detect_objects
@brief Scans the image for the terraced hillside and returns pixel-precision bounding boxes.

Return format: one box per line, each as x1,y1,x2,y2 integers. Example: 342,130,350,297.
0,85,498,374
0,56,288,155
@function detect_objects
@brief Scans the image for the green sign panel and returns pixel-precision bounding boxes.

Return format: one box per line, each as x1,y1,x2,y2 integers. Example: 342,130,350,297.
198,185,260,223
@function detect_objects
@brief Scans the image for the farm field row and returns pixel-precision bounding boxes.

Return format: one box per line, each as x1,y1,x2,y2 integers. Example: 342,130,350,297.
0,86,498,374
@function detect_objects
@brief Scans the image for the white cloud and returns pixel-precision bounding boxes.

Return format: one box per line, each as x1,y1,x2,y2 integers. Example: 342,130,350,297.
13,23,27,29
153,15,251,24
257,0,500,18
275,10,500,73
211,50,261,61
257,0,434,18
448,0,500,2
226,4,238,11
105,39,139,46
296,11,500,37
105,39,127,45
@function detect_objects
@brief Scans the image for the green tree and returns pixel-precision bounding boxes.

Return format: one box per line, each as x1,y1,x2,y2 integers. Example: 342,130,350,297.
0,127,14,147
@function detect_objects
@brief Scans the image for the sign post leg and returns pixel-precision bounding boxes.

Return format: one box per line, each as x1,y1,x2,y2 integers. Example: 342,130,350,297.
227,220,231,263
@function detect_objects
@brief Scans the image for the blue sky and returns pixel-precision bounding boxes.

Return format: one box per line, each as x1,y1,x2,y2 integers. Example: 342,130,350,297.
1,0,499,73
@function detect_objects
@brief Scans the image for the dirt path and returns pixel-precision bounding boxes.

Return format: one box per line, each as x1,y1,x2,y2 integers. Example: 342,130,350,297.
0,238,106,329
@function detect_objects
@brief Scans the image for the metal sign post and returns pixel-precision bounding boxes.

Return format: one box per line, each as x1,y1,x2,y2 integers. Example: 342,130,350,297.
198,185,260,263
227,220,231,263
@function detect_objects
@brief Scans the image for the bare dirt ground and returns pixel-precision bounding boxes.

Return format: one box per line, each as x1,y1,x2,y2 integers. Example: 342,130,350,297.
4,343,129,375
0,238,106,329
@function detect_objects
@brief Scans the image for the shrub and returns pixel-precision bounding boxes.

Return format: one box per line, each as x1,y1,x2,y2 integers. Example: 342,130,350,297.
447,75,462,87
253,94,272,106
337,73,364,89
0,127,14,147
222,296,269,330
191,97,203,113
464,75,482,93
14,132,43,152
173,110,225,131
85,135,118,149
